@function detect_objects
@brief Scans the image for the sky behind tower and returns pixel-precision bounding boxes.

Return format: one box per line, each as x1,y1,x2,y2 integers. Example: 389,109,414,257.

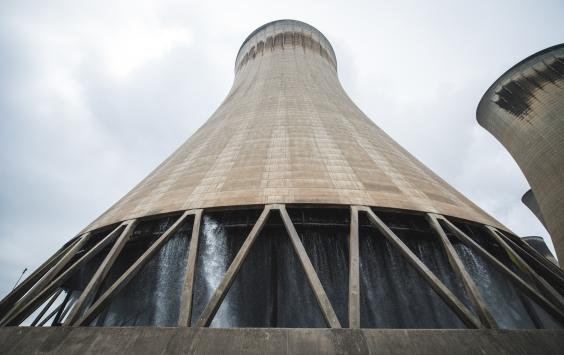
0,0,563,297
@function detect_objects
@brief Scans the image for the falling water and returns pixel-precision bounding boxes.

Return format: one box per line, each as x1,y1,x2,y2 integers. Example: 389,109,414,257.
191,211,348,327
359,222,467,329
299,228,349,327
201,216,234,327
151,232,190,325
79,211,561,329
91,218,190,326
454,242,537,328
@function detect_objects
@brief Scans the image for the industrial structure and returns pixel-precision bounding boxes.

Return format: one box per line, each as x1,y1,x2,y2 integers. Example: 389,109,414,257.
1,20,564,354
522,236,558,266
522,189,546,228
477,44,564,262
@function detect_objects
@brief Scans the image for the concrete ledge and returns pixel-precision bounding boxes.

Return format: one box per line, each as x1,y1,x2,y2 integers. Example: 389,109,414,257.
0,327,563,354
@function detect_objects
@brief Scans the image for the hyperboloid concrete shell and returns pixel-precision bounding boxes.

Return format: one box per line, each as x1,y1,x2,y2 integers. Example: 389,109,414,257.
522,189,547,228
1,20,564,354
477,44,564,262
82,20,503,232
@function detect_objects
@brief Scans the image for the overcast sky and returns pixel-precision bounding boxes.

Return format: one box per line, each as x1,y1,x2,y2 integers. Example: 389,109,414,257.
1,0,563,297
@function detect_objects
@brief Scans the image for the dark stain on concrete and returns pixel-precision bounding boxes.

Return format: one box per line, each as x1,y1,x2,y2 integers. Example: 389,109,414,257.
493,56,564,118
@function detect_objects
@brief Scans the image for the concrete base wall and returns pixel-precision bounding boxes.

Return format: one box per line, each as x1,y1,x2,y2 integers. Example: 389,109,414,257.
0,327,563,354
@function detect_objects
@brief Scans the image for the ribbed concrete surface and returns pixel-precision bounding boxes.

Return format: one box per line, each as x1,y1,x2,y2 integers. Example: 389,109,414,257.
478,44,564,260
1,327,563,354
84,20,504,232
522,189,546,227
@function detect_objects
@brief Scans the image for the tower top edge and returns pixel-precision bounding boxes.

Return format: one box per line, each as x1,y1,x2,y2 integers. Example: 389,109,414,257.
235,19,338,71
476,43,564,121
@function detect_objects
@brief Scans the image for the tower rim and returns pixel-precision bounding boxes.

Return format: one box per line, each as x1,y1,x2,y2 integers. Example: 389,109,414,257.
476,42,564,123
234,19,338,71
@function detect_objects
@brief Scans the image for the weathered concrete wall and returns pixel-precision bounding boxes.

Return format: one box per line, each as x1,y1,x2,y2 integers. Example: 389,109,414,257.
1,327,563,354
522,189,546,228
83,19,504,233
478,44,564,261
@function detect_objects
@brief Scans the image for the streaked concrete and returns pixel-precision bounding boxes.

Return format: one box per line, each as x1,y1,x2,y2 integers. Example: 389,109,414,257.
522,189,546,227
83,20,504,233
478,44,564,261
1,327,563,354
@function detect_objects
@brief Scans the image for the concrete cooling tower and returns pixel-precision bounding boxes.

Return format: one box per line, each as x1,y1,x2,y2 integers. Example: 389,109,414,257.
478,44,564,263
1,20,563,354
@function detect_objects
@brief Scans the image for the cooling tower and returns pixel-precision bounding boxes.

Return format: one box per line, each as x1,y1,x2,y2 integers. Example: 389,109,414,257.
477,44,564,263
1,20,564,354
522,236,558,266
522,189,547,228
